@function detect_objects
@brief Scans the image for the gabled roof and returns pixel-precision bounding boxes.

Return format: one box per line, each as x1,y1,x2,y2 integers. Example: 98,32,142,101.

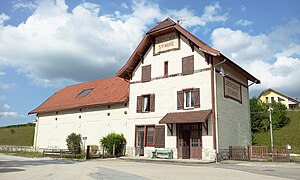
116,18,260,84
29,77,129,114
258,88,300,103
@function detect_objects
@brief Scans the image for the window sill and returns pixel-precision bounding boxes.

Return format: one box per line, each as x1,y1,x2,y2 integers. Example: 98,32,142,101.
183,107,195,110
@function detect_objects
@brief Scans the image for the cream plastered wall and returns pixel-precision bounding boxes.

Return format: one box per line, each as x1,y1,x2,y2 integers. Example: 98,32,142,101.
259,91,290,108
35,104,129,150
128,35,213,154
215,63,251,149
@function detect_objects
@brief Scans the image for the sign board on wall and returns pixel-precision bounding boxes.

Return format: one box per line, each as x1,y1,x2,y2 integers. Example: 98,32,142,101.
154,31,180,55
224,76,242,103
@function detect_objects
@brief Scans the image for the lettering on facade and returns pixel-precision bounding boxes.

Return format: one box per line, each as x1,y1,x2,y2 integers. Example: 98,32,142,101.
154,31,179,55
224,76,242,103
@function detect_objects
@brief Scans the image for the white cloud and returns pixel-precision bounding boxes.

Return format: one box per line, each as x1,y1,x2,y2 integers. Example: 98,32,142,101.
0,0,227,86
0,82,15,90
235,19,252,26
13,1,38,11
0,13,10,25
0,111,26,120
240,5,247,12
121,2,129,9
0,95,6,100
211,20,300,98
3,104,11,110
0,71,5,76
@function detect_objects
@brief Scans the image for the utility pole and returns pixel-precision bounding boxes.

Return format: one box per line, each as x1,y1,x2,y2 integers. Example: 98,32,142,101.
268,106,274,149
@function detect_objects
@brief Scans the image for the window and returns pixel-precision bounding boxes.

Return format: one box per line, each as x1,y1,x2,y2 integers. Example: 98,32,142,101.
184,90,194,108
136,94,155,113
265,97,269,103
278,97,285,102
146,126,154,146
164,61,168,77
177,88,200,110
271,97,275,103
182,55,194,75
142,65,151,82
143,95,150,112
77,89,93,97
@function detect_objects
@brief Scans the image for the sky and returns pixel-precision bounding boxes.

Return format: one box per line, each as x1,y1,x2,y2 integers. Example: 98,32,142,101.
0,0,299,126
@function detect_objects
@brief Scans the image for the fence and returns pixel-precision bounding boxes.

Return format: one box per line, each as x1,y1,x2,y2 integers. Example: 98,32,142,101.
229,146,249,161
0,145,34,152
273,146,289,162
249,146,268,162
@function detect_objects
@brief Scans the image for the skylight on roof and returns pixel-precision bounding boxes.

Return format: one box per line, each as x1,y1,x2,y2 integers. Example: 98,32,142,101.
77,89,93,97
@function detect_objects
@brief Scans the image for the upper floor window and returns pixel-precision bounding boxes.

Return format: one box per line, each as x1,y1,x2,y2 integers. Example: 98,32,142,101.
271,97,275,103
265,97,269,103
182,55,194,75
164,61,168,77
136,94,155,113
184,90,194,108
177,88,200,110
142,65,151,82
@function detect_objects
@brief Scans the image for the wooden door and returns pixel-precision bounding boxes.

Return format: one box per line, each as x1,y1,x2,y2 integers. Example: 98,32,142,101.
182,130,190,159
136,127,144,156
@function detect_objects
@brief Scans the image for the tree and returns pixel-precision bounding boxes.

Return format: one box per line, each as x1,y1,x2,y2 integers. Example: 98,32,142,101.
66,133,82,154
250,97,268,132
271,101,290,129
100,133,126,156
250,97,290,132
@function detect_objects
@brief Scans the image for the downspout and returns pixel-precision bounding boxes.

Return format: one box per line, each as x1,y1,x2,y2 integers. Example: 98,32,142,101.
33,115,39,152
213,58,226,163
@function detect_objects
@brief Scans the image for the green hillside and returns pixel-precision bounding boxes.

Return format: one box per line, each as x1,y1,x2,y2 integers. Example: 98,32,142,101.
253,110,300,153
0,123,35,146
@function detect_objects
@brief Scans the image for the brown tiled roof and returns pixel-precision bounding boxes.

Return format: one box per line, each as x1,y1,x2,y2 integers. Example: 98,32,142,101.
29,77,129,114
159,110,211,124
116,18,260,84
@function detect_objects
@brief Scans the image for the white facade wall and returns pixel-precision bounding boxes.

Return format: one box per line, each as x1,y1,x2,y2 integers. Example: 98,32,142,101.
215,64,251,150
128,35,213,157
35,104,129,150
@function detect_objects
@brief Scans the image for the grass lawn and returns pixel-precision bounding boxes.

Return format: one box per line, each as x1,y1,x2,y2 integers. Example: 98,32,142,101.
253,110,300,154
0,124,35,146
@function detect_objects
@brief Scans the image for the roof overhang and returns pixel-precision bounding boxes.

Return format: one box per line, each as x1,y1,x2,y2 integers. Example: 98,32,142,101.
159,110,211,124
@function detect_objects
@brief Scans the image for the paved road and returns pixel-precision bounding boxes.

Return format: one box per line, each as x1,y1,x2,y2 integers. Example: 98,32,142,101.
0,154,299,180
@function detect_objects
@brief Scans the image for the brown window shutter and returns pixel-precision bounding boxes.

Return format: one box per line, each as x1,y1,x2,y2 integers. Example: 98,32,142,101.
136,96,142,113
150,94,155,112
142,65,151,82
193,88,200,108
177,90,183,110
182,55,194,75
155,125,165,148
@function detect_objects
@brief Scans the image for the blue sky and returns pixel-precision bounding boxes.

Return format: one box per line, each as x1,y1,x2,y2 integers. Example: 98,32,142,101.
0,0,299,126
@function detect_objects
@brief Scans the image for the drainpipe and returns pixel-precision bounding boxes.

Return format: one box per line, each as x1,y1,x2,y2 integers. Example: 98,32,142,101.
214,58,226,163
33,115,39,152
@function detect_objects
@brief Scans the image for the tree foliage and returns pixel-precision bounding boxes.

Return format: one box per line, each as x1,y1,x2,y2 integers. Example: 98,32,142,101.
250,97,289,132
100,133,126,156
66,133,82,154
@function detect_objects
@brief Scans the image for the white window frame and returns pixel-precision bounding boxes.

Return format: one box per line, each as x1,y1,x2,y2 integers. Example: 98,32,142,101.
184,90,194,109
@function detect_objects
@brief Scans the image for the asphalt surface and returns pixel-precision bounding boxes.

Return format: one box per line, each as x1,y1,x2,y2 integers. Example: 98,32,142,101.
0,153,299,180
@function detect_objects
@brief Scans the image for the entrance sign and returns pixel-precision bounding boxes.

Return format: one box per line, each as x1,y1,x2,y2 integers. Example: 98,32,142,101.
224,76,242,103
154,31,179,55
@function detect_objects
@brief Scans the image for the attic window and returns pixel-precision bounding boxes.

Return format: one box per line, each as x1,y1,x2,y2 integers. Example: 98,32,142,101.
77,89,93,97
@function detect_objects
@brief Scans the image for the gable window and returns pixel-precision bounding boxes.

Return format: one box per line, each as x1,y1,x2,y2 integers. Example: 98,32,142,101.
164,61,168,77
177,88,200,110
271,97,275,103
142,65,151,82
182,55,194,75
136,94,155,113
77,89,93,97
265,97,269,103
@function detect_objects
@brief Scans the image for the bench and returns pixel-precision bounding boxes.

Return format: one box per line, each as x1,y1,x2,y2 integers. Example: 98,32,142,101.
43,149,72,157
152,149,173,159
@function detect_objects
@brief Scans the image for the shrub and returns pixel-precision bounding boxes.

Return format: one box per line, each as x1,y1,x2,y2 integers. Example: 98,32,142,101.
100,133,126,156
90,145,99,156
66,133,82,154
10,129,16,134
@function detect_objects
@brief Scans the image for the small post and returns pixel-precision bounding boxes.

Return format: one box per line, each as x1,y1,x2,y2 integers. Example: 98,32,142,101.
102,145,104,158
268,107,274,149
113,144,115,157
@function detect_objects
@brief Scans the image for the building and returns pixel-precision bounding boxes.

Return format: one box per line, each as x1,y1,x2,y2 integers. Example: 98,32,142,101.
258,88,300,109
29,18,260,160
